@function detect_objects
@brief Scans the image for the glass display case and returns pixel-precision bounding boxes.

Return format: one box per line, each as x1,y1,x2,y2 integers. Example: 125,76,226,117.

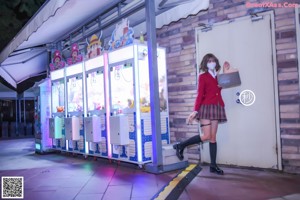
65,63,85,153
67,76,83,113
49,68,66,149
86,70,105,111
108,44,170,165
84,55,108,157
34,79,52,153
110,63,134,113
51,80,65,113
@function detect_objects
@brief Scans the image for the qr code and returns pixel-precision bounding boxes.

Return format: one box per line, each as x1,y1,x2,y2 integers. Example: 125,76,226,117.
1,176,24,199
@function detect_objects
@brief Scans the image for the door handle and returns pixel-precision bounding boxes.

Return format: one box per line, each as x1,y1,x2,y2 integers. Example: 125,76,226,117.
236,92,241,104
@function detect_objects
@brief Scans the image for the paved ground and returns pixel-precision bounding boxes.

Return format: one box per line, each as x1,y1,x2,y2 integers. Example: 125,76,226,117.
0,138,300,200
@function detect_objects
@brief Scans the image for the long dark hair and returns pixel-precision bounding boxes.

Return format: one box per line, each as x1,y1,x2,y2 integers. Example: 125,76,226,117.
199,53,221,72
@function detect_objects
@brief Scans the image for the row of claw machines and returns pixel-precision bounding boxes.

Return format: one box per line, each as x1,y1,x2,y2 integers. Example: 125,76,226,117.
48,43,170,166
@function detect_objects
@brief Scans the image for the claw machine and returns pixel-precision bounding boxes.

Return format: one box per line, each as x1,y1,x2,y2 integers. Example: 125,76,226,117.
65,62,85,154
108,43,170,165
49,68,66,150
35,79,52,153
84,54,108,157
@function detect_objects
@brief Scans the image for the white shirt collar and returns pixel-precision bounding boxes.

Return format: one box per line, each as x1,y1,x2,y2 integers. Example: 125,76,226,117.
208,69,217,78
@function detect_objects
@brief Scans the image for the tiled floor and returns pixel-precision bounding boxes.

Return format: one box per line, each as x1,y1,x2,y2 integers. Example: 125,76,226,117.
0,138,300,200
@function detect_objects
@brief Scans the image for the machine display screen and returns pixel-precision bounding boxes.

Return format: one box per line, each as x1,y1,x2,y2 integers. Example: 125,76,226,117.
67,76,83,112
51,80,65,113
86,70,105,111
110,64,134,112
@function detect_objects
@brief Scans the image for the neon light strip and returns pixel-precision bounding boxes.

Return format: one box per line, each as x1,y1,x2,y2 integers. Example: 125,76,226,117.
64,65,68,151
134,45,142,162
104,52,111,157
82,61,89,155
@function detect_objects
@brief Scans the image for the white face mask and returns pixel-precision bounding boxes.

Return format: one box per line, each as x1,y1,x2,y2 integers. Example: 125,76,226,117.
207,62,216,70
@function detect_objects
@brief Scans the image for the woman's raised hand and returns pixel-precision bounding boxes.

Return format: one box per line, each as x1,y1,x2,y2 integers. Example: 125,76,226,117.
223,61,231,73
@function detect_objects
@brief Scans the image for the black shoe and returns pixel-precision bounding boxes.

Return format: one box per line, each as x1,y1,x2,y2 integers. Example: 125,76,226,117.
173,143,184,160
210,165,224,175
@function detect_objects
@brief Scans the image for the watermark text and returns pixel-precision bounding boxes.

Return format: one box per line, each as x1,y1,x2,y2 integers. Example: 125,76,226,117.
246,2,299,8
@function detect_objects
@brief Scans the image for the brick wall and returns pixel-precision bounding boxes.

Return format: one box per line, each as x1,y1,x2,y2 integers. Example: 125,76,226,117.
156,0,300,174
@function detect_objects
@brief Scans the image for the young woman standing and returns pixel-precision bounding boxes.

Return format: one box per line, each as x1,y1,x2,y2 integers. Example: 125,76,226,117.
173,53,229,175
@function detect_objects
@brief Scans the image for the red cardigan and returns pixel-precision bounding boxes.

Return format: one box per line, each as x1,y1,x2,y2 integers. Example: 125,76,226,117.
194,72,225,111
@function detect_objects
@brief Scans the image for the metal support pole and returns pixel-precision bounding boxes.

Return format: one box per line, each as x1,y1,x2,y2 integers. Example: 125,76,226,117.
144,0,163,173
18,99,21,123
19,99,22,136
15,98,18,136
144,0,189,173
23,99,26,123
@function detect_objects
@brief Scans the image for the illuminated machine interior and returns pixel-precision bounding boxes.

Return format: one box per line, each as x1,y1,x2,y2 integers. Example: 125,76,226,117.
49,68,66,150
108,44,169,164
84,55,108,157
34,79,52,153
65,63,85,153
48,44,169,165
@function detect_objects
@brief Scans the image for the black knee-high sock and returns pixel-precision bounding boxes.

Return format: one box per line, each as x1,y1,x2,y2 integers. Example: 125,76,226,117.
179,135,202,150
209,142,217,167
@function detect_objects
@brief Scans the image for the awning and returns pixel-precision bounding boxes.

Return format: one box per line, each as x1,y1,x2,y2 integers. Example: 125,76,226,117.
0,0,209,89
0,0,68,63
135,0,209,32
0,48,48,88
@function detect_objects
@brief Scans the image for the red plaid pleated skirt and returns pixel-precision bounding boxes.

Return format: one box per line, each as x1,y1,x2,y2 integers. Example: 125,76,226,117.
198,104,227,123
